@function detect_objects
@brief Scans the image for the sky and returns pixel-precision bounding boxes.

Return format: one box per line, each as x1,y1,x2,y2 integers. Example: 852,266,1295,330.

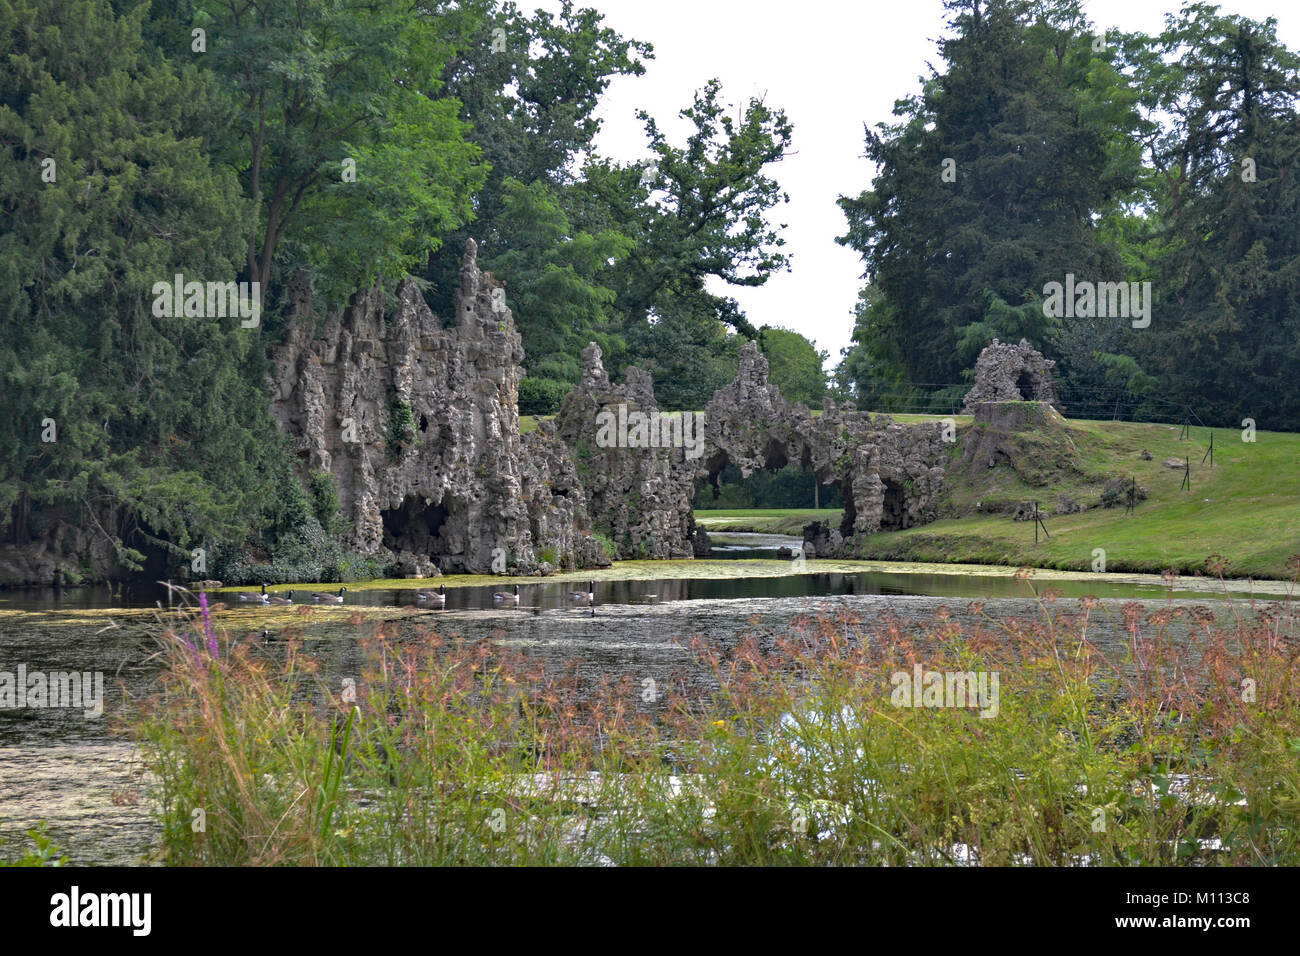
535,0,1299,368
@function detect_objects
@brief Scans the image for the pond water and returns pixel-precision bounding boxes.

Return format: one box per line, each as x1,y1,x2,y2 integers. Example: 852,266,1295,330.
0,547,1289,864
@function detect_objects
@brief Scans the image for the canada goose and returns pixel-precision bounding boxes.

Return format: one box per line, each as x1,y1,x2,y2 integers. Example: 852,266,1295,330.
237,583,269,602
417,584,446,605
569,581,595,606
312,586,347,604
493,584,520,606
267,589,295,605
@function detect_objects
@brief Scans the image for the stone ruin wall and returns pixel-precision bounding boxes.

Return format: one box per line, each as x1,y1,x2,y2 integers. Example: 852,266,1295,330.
268,240,608,576
961,338,1060,412
555,340,951,560
267,242,1023,573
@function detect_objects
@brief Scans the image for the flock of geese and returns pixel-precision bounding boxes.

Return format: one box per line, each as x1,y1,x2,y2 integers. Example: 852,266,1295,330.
236,584,346,604
233,580,597,613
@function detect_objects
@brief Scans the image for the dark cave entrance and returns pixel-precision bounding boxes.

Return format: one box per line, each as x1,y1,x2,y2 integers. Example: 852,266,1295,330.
839,483,857,538
1015,370,1037,401
381,495,447,554
880,478,908,531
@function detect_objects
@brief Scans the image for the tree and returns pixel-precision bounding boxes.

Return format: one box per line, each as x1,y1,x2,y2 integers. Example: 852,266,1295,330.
0,0,285,570
481,177,631,409
758,327,827,407
837,0,1143,398
1133,5,1300,428
584,80,791,334
622,303,742,412
192,0,489,306
422,0,650,318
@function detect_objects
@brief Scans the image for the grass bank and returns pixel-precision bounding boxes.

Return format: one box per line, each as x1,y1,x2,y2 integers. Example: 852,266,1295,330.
859,417,1300,580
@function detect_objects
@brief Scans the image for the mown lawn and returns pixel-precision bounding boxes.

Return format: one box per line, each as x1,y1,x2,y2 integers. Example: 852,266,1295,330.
858,417,1300,580
693,508,843,536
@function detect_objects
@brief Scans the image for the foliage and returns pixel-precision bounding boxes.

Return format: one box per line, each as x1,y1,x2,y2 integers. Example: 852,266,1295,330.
186,0,489,305
0,822,69,866
837,0,1142,392
134,582,1300,865
758,326,828,407
518,377,573,416
0,0,285,570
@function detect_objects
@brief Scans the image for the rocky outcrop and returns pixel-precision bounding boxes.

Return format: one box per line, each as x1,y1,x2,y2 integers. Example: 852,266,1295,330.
268,240,607,575
553,343,701,559
962,339,1060,412
962,400,1071,473
556,340,951,559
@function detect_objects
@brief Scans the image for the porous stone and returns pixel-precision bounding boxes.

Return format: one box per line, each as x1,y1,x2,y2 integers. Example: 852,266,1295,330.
556,340,950,559
268,241,607,575
962,339,1060,412
1100,477,1148,508
1055,493,1087,515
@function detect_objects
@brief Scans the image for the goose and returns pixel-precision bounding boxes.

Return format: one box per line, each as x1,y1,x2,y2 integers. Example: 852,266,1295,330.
312,586,347,604
569,581,595,606
267,589,295,605
237,583,269,602
417,584,446,605
493,584,520,606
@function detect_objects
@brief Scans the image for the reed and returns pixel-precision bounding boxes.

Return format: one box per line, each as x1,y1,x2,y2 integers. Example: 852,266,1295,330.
128,574,1300,865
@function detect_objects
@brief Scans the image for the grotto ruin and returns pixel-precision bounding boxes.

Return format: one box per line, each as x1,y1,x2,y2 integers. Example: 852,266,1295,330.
265,240,974,575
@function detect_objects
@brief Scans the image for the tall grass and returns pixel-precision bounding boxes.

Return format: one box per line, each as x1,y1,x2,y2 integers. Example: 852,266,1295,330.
130,577,1300,865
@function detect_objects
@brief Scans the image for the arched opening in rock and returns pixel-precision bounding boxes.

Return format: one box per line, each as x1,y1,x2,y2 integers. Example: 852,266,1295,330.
695,457,843,511
419,414,428,433
381,495,447,554
1015,370,1037,401
880,478,908,531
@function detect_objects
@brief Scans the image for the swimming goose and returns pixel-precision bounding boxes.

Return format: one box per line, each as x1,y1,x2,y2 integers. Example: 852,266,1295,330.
492,584,520,606
417,584,446,605
569,581,595,606
237,583,269,602
312,586,347,604
267,589,295,605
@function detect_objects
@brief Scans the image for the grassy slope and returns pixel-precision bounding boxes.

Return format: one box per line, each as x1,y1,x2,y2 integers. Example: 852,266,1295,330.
857,415,1300,580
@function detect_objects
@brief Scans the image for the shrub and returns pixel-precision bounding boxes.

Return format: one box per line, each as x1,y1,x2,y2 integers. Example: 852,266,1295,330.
518,377,572,416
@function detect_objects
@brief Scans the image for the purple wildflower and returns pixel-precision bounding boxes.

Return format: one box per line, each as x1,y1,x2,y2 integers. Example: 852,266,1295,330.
200,592,218,658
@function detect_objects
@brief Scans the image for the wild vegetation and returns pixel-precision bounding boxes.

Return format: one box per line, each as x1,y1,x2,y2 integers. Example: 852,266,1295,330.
127,580,1300,865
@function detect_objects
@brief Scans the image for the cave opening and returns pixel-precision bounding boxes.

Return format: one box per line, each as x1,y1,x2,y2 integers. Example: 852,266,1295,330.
839,482,857,538
381,495,447,554
880,478,908,531
419,414,428,433
1015,370,1036,401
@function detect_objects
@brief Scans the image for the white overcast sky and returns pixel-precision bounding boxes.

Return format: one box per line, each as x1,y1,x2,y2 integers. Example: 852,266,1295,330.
534,0,1298,367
